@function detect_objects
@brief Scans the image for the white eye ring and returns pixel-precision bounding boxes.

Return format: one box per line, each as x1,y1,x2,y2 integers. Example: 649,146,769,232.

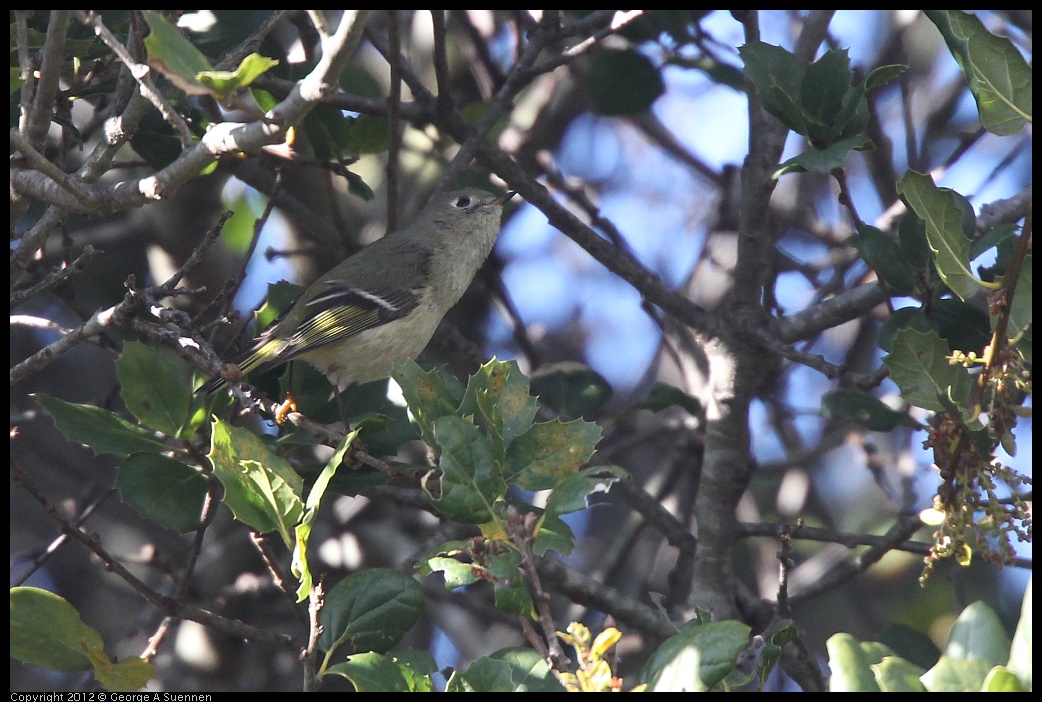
453,196,472,208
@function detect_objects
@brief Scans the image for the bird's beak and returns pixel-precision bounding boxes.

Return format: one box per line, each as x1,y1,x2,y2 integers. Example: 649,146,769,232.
494,190,518,206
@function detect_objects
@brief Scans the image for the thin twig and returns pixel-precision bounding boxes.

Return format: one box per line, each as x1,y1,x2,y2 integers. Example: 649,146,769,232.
505,507,570,669
10,245,99,310
11,457,297,649
10,129,92,205
77,10,195,147
24,11,72,147
386,12,402,232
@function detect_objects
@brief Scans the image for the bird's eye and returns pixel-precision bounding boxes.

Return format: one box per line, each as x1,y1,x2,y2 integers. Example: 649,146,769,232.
453,196,472,208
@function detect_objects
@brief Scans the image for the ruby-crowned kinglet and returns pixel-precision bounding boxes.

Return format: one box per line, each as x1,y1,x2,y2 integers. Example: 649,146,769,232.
200,187,515,395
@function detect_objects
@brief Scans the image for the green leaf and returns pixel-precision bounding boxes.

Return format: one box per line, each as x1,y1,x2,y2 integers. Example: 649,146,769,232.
530,362,613,419
981,666,1026,692
897,170,983,301
772,135,874,179
342,114,391,155
299,104,352,161
756,619,798,687
503,418,602,491
851,224,916,294
10,586,157,691
930,298,992,354
457,648,565,692
878,307,932,353
898,210,933,270
293,106,379,197
1006,254,1031,342
924,11,1032,136
256,280,305,329
739,42,809,136
325,652,409,692
865,64,908,91
10,587,103,672
878,623,942,670
875,656,928,692
391,361,465,447
448,658,508,687
878,301,991,356
390,648,439,679
460,358,539,459
832,82,870,142
207,418,304,547
326,651,435,692
339,63,384,98
827,633,882,692
915,602,1014,692
642,619,752,692
488,550,532,616
531,510,577,557
319,569,425,656
820,388,923,431
1006,577,1031,691
544,465,625,516
142,11,277,100
920,655,992,692
423,415,505,524
882,328,975,414
292,431,358,601
141,10,214,95
942,601,1010,668
741,42,877,145
534,467,626,556
970,223,1017,265
586,48,665,116
423,555,483,589
486,648,565,691
116,340,194,437
251,87,278,113
801,48,855,142
84,648,157,692
336,382,417,459
33,393,168,457
195,53,279,99
115,453,208,533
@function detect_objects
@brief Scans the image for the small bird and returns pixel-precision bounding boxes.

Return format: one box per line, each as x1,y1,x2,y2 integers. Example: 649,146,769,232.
200,187,515,395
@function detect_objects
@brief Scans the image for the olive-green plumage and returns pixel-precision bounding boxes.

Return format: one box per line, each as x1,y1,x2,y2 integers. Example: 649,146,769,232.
201,187,514,394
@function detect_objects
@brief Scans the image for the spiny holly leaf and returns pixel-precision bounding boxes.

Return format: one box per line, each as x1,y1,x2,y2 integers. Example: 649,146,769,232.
503,419,602,492
898,170,983,301
925,11,1032,136
882,328,974,414
423,415,505,524
459,358,539,459
739,42,809,136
